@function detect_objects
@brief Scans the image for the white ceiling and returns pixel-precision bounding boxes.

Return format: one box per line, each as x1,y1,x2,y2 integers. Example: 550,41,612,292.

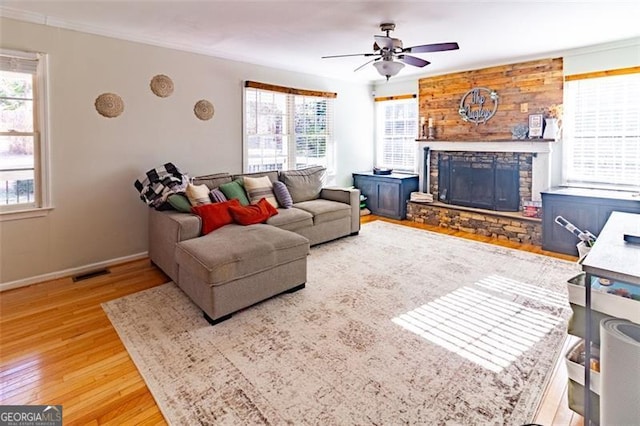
2,1,640,82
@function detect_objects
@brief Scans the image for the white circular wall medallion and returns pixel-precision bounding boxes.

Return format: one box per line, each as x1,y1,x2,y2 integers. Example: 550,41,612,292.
194,99,214,120
94,93,124,118
150,74,174,98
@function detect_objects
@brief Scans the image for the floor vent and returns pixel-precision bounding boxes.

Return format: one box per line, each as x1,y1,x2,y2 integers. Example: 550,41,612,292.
72,268,111,282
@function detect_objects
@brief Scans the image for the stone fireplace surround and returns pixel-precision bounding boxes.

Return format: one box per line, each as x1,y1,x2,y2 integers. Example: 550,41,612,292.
408,140,554,245
417,140,554,201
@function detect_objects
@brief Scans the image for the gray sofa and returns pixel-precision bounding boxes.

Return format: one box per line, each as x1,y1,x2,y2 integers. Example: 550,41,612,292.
148,167,360,324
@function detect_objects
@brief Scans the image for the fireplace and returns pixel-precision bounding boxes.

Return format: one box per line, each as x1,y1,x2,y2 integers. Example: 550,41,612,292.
438,153,520,211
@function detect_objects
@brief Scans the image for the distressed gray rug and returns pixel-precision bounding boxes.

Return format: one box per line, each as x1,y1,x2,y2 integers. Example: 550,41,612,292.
103,221,580,425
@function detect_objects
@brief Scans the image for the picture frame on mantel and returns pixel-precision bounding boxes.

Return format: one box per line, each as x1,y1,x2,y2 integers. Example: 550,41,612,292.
528,114,544,138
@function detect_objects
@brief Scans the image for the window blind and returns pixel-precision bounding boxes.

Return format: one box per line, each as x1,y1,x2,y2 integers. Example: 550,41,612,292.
375,96,417,172
564,72,640,190
244,83,335,173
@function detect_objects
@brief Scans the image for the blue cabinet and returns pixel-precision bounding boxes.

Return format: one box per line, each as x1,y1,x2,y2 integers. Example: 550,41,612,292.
353,172,419,220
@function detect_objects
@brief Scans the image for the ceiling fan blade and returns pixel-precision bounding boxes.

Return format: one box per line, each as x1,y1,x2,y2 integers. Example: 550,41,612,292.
322,52,376,59
398,55,430,68
403,42,459,54
354,57,379,72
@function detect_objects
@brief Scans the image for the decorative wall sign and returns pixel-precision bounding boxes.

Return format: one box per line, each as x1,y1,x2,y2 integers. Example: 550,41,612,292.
458,87,499,125
194,99,214,120
150,74,174,98
94,93,124,118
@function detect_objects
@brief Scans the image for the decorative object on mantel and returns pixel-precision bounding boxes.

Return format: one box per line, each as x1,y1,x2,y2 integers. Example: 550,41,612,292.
193,99,214,120
544,103,563,141
458,87,499,125
528,113,544,138
150,74,174,98
511,124,529,140
94,92,124,118
427,117,435,139
420,116,427,138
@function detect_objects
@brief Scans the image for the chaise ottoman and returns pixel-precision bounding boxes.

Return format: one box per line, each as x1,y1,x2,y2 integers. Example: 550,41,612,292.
174,223,309,324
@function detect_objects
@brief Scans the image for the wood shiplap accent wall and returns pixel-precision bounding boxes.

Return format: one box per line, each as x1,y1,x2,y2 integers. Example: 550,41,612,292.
418,58,563,141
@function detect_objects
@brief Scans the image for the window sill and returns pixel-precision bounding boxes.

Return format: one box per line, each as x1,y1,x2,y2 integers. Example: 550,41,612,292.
0,206,54,222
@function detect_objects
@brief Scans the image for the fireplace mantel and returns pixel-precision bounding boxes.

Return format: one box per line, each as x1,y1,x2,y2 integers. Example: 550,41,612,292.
416,140,554,154
416,140,554,202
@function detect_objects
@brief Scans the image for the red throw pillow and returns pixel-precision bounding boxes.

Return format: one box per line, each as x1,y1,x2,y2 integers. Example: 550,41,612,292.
229,198,278,226
191,199,240,235
257,197,279,217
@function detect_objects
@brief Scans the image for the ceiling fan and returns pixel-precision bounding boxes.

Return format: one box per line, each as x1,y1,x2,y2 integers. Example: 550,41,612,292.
322,23,459,80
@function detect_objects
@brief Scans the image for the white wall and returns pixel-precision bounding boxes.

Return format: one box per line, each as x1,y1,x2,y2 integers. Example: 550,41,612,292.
0,17,373,286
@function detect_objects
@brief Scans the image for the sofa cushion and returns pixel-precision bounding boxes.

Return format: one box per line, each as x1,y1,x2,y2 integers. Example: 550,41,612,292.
272,181,293,209
293,199,351,225
266,206,313,231
243,175,278,208
192,173,232,190
278,166,326,203
191,199,240,235
229,198,278,226
219,179,250,206
186,183,212,206
232,170,279,183
175,224,309,286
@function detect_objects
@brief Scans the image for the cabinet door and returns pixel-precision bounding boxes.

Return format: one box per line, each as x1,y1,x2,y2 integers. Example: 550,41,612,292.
377,181,401,218
354,177,378,213
542,197,599,255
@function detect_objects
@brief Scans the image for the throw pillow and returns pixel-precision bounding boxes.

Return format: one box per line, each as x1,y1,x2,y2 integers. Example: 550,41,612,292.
191,199,240,235
257,197,279,217
278,166,326,203
185,183,212,206
209,188,227,203
243,175,278,208
272,181,293,209
167,193,192,213
219,179,250,206
229,198,278,226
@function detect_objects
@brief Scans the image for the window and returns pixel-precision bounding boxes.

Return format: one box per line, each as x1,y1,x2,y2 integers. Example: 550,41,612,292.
243,81,336,175
375,95,418,172
563,70,640,191
0,49,50,217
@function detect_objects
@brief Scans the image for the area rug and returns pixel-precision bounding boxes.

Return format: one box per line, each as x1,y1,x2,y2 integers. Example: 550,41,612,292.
103,221,581,425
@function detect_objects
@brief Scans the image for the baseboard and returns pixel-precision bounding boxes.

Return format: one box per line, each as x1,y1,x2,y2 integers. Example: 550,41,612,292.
0,252,149,292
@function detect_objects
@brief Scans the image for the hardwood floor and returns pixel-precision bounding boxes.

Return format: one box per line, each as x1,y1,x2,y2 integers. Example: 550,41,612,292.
1,215,582,425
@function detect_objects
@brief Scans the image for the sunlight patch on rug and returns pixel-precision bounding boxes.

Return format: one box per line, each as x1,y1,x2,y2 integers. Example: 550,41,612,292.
392,282,563,373
476,274,567,308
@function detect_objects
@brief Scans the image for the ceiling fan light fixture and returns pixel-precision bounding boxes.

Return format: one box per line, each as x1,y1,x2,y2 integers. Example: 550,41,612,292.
374,60,405,80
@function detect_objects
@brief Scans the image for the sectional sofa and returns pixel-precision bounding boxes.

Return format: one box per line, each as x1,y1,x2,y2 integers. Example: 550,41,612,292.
147,166,360,324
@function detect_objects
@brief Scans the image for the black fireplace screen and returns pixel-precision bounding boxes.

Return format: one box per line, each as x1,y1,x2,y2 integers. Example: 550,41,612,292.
438,153,520,212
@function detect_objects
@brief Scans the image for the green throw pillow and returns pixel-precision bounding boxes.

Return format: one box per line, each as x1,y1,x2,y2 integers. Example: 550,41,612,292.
219,179,250,206
167,194,192,213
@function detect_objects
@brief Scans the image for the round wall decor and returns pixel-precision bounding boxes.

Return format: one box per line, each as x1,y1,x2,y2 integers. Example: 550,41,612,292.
194,99,214,120
94,93,124,118
150,74,174,98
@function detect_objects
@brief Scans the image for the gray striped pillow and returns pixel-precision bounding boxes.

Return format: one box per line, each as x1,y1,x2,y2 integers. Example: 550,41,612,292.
272,181,293,208
243,176,278,208
209,188,227,203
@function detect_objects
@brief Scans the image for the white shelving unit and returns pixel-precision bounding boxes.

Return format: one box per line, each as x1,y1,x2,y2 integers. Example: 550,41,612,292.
572,211,640,424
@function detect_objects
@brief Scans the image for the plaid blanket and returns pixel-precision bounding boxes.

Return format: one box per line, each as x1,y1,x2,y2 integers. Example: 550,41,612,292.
134,162,188,208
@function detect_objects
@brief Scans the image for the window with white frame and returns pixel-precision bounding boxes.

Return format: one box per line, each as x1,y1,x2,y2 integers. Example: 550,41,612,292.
376,96,418,172
563,71,640,191
0,49,50,215
243,81,336,175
